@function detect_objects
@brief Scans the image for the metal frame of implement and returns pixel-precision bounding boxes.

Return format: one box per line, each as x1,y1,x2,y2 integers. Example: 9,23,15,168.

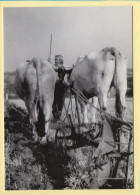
54,72,133,189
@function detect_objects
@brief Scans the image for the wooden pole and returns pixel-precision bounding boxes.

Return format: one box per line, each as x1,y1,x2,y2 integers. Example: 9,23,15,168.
48,33,52,63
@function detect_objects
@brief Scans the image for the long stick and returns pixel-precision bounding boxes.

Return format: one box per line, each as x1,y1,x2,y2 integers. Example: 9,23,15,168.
49,33,52,62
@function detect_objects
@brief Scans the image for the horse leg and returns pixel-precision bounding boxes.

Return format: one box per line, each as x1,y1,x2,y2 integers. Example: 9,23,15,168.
40,102,52,144
32,123,39,142
90,97,98,123
78,97,88,124
98,92,107,111
116,87,126,120
25,97,39,142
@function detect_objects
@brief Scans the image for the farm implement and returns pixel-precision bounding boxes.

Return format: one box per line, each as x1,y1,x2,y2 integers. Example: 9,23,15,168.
53,66,133,189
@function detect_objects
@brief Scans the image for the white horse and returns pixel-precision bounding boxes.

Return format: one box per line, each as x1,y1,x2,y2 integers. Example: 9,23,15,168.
70,47,127,123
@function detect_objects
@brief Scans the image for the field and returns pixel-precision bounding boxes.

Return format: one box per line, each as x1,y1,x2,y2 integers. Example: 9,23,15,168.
4,98,133,190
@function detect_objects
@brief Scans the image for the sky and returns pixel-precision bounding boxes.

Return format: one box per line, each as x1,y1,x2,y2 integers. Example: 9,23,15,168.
4,6,132,72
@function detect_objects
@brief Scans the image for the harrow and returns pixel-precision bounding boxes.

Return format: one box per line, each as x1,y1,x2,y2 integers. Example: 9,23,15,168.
54,86,133,189
50,66,133,189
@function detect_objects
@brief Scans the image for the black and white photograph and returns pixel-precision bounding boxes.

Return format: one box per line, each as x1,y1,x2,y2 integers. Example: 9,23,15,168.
4,6,133,190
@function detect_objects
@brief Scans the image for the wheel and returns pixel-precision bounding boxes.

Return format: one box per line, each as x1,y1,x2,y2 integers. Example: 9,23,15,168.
55,128,67,149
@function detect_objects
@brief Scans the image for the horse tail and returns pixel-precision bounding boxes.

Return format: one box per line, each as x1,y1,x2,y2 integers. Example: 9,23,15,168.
110,48,127,119
31,57,45,136
32,57,43,109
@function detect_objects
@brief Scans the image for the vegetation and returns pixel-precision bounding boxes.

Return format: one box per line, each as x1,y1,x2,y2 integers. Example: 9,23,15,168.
4,98,133,190
4,72,16,94
5,102,52,190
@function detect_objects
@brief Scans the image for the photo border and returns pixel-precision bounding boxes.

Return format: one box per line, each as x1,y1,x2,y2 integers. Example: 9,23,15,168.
0,1,139,195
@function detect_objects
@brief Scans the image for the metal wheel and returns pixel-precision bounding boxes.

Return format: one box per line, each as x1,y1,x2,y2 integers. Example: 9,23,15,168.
55,128,67,149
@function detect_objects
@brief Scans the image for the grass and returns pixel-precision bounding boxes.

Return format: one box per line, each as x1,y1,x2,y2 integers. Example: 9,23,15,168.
10,97,133,123
5,97,133,189
5,102,53,190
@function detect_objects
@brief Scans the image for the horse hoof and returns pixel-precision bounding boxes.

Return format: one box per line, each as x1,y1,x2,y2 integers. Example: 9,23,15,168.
102,107,107,111
32,135,39,143
40,136,47,145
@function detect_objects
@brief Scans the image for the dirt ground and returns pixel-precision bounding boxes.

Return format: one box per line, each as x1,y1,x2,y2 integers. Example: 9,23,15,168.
5,98,133,190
